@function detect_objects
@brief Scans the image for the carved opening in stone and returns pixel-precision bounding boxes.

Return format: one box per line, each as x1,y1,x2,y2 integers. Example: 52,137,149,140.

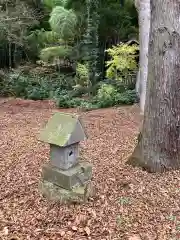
69,150,73,156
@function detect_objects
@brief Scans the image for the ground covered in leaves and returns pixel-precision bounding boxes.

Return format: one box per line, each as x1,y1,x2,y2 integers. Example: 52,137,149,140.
0,98,180,240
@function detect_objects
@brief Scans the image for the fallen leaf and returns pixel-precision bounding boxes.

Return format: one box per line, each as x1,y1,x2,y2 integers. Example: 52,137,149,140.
3,227,9,236
1,99,179,240
100,195,105,200
74,214,87,225
91,209,97,218
128,235,141,240
60,231,65,237
72,226,78,231
84,226,91,236
78,228,84,233
10,237,20,240
109,178,116,182
66,231,73,236
87,219,92,226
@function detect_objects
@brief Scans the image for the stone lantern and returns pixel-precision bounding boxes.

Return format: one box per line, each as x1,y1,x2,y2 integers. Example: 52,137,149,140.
38,112,92,202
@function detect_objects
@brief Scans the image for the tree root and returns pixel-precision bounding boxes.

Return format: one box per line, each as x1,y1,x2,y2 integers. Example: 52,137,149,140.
126,132,153,172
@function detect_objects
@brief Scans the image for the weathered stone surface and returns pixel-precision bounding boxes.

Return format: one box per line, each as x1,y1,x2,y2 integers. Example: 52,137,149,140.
39,180,94,203
39,112,87,146
42,162,92,190
50,143,79,170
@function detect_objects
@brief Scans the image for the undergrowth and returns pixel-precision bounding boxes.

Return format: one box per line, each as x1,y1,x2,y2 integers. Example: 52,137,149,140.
0,70,138,110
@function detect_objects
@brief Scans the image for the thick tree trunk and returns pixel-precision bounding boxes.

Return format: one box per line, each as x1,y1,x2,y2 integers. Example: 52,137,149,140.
135,0,150,115
127,0,180,172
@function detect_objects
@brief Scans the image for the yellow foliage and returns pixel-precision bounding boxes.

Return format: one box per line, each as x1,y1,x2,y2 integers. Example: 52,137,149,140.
105,43,139,80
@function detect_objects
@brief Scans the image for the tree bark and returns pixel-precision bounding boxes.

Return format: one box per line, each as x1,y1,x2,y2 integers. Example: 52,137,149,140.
127,0,180,172
135,0,150,115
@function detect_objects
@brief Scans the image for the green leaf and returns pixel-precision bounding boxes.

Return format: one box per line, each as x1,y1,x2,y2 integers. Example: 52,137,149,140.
118,197,131,205
43,0,68,8
49,6,77,40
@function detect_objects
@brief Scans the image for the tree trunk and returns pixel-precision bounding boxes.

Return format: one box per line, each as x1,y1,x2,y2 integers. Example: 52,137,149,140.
135,0,150,115
127,0,180,172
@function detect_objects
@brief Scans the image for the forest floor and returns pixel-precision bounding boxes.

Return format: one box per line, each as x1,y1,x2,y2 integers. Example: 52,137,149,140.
0,98,180,240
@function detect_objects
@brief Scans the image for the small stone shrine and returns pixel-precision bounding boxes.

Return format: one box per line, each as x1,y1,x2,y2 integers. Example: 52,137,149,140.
38,112,93,203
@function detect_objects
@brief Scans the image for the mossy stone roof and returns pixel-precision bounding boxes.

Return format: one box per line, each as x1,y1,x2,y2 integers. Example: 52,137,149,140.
39,112,87,146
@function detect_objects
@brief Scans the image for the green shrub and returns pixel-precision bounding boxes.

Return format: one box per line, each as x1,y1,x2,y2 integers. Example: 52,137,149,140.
26,86,50,100
97,83,117,100
105,43,139,80
69,85,88,97
56,94,72,108
1,73,29,97
40,46,73,62
55,84,137,110
93,84,137,108
0,69,137,110
114,90,137,105
78,101,99,111
75,63,89,87
0,70,75,100
92,83,116,108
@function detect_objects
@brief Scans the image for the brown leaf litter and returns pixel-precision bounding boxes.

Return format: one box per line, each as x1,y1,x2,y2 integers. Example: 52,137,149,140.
0,98,180,240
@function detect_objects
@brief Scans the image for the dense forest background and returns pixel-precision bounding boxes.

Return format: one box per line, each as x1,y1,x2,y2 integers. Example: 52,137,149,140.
0,0,139,110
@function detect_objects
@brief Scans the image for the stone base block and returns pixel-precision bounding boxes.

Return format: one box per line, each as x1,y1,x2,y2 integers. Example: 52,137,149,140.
39,180,94,203
41,162,92,190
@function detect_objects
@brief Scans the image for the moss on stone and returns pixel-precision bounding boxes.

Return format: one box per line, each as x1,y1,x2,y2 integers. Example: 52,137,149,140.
39,180,94,203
